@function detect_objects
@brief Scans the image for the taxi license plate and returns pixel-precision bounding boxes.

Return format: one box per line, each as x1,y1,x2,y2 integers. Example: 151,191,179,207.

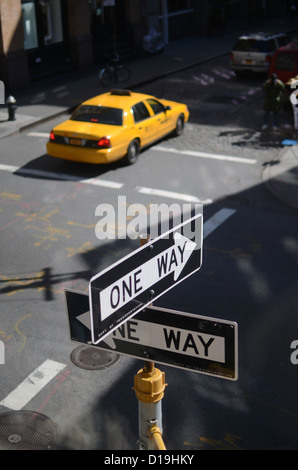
245,59,253,64
70,138,81,146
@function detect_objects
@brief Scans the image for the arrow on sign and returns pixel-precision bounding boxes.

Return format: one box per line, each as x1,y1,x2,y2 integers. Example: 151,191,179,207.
99,232,196,321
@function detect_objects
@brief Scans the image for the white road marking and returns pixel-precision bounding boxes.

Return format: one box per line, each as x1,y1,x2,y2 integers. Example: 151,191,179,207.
0,159,237,212
53,86,67,93
0,359,66,411
27,132,50,138
0,163,123,189
56,91,69,98
0,163,19,172
203,208,236,239
52,86,69,98
154,145,257,164
80,177,123,189
136,186,212,204
30,93,46,105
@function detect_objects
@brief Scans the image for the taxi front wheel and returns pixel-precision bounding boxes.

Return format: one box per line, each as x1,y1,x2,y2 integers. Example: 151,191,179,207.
124,139,139,165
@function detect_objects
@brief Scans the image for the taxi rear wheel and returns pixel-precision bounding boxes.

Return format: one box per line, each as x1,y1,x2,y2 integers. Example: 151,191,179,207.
173,114,184,136
124,139,139,165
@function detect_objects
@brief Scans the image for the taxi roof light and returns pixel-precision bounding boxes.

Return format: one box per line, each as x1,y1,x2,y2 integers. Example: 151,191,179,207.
110,89,131,96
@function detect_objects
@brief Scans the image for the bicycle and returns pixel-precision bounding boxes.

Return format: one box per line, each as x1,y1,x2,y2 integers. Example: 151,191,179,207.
99,53,131,87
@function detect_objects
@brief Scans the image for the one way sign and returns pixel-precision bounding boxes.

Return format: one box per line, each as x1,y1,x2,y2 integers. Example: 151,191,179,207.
66,289,238,380
89,213,202,344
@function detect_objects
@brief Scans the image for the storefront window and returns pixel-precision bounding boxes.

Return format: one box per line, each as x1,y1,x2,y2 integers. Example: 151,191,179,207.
22,0,63,50
22,2,38,49
41,0,63,45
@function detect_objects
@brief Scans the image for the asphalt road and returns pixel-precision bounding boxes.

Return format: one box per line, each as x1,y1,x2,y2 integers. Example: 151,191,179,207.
0,54,298,451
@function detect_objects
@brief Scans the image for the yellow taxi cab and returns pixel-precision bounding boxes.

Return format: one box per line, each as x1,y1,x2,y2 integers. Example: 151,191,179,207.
46,89,189,165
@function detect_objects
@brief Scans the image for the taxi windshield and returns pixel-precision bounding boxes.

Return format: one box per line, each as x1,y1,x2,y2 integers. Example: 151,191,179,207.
71,105,123,125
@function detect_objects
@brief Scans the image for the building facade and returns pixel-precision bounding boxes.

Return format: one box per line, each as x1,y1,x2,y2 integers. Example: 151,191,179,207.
0,0,292,91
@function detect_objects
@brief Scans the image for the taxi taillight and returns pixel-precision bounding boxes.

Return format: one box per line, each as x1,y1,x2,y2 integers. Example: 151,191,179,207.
97,137,111,148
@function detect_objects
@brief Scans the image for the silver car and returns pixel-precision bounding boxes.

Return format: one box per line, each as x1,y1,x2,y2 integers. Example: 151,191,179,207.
230,32,291,77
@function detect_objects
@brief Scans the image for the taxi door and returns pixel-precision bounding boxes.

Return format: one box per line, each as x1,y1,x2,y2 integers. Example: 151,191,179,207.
145,98,172,140
131,101,155,147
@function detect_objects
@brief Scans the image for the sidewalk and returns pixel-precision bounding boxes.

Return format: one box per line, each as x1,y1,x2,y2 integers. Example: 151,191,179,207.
1,15,298,210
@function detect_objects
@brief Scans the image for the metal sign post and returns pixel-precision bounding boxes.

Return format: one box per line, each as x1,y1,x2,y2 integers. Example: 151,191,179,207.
133,234,165,451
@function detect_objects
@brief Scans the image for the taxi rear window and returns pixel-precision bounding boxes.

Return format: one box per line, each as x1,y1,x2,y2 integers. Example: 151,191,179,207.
71,105,123,125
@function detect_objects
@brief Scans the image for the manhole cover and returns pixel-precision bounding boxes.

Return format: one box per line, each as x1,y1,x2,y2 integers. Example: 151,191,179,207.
215,195,253,208
70,345,120,370
0,411,57,450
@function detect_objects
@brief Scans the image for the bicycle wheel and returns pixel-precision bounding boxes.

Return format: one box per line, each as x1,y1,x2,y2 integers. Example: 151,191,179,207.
99,68,112,87
116,65,131,83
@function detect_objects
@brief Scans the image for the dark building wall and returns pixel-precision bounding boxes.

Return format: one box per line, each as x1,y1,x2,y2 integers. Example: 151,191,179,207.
0,0,29,91
0,0,291,91
66,0,93,69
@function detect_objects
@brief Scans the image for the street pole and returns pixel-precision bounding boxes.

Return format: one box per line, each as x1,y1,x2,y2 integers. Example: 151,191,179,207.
133,234,167,450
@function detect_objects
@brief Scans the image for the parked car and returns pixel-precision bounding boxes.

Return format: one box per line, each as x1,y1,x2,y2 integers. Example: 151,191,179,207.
230,32,291,76
269,41,298,84
46,89,189,165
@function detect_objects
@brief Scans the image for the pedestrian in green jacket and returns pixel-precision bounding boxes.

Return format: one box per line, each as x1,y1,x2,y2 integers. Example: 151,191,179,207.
262,73,285,130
